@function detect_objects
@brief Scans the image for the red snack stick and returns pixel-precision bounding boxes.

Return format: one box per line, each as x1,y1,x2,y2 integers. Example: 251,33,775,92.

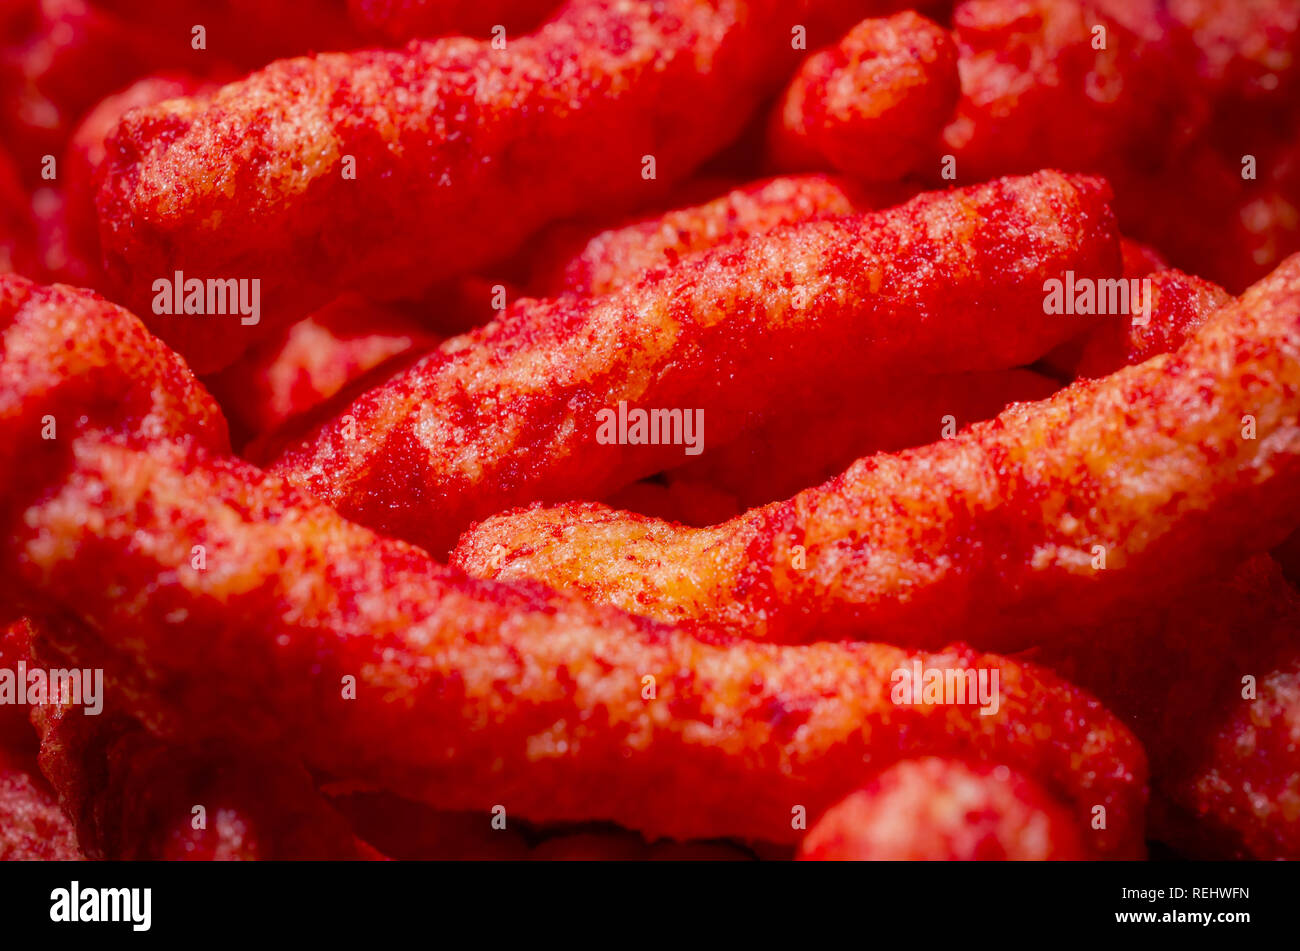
204,294,440,449
665,368,1059,511
0,279,1146,856
768,12,959,182
347,0,561,44
103,160,862,425
0,269,222,767
796,758,1089,861
453,253,1300,651
529,174,887,297
1035,555,1300,860
5,439,1152,855
95,0,905,371
272,171,1119,556
0,264,227,772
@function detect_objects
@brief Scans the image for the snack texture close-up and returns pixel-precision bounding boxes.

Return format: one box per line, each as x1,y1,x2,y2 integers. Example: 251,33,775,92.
2,0,1300,898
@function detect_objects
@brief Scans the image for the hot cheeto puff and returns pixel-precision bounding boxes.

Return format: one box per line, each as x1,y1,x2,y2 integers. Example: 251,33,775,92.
272,171,1120,556
95,0,900,371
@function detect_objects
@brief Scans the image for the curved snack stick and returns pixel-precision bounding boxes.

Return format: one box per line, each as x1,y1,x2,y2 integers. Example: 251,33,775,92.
0,267,227,821
667,369,1059,510
768,12,959,182
0,272,224,788
454,254,1300,650
95,0,891,370
0,279,1146,855
530,175,884,297
796,758,1089,860
273,171,1119,555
